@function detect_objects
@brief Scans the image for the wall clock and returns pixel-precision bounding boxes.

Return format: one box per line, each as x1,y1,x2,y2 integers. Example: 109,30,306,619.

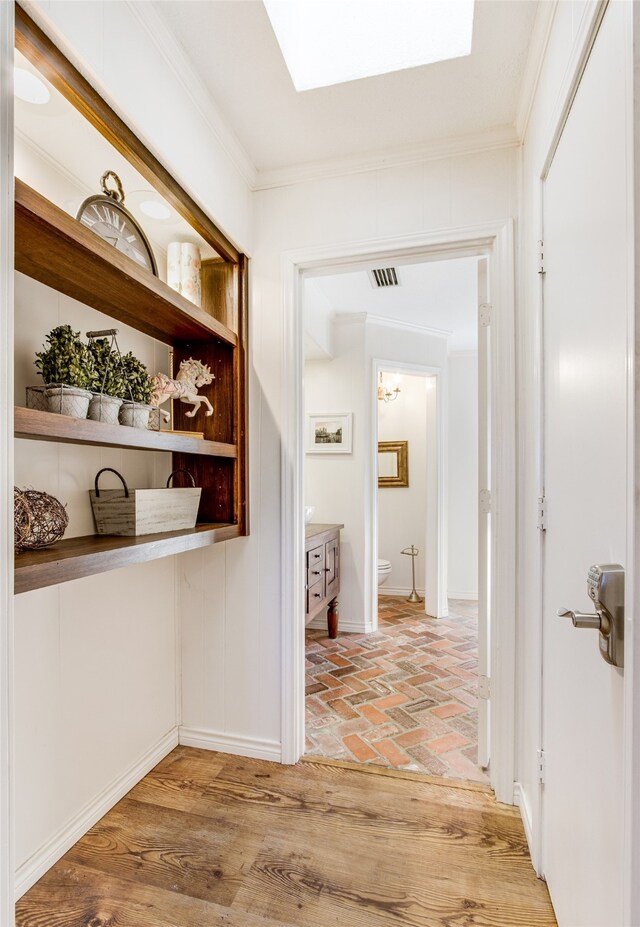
76,171,158,276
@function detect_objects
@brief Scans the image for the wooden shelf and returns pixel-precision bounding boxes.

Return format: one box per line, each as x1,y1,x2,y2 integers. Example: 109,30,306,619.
15,179,237,347
15,407,237,458
14,523,240,594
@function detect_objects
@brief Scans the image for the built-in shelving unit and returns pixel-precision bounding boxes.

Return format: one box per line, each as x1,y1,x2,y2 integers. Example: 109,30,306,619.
14,8,249,595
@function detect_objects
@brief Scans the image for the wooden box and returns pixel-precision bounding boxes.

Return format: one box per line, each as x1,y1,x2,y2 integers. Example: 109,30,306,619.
90,467,201,537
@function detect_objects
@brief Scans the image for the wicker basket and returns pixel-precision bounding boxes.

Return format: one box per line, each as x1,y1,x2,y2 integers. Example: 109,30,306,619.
90,467,201,536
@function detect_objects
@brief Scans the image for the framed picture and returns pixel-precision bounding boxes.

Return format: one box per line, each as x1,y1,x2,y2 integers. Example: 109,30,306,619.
378,440,409,487
306,412,353,454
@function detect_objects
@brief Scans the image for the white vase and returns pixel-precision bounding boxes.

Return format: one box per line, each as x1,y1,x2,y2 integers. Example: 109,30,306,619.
167,241,182,295
119,401,152,429
45,385,92,418
87,393,123,425
180,243,202,307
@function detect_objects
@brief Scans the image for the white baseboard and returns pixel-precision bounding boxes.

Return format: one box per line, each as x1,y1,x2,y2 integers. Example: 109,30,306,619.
513,782,535,861
179,726,281,762
379,586,426,597
15,726,179,900
379,588,478,601
306,616,373,634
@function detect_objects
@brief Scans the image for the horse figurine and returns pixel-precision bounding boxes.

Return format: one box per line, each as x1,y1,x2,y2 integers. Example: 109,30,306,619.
151,358,215,419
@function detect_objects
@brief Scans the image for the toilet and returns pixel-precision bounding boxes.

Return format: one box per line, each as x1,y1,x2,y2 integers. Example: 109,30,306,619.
377,558,392,587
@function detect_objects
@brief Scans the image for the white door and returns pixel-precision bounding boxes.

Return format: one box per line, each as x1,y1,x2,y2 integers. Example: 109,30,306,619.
477,257,490,769
541,4,629,925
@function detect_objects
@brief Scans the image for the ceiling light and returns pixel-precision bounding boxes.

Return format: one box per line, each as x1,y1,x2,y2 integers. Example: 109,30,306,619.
263,0,474,92
139,199,172,220
14,67,50,105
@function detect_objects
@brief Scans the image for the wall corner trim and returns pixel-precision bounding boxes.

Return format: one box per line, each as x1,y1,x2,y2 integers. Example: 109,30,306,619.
515,0,559,143
14,727,179,900
178,727,282,763
513,782,538,873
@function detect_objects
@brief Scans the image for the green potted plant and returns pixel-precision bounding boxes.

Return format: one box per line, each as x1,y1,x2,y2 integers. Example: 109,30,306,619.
118,352,155,428
87,338,127,425
35,325,97,418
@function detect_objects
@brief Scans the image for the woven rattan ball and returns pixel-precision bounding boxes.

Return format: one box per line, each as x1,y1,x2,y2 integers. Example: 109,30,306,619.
14,488,68,551
14,488,31,550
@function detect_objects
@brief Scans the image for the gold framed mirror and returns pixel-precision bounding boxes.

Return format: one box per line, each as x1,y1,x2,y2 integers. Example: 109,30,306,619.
378,440,409,488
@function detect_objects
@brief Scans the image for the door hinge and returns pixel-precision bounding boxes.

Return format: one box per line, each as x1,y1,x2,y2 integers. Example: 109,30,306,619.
478,675,490,699
537,748,546,784
479,303,492,327
479,489,491,515
538,239,545,276
537,495,546,531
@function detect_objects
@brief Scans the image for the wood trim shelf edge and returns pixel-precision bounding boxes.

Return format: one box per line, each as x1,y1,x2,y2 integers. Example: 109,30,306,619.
15,407,237,458
15,179,238,347
14,523,240,594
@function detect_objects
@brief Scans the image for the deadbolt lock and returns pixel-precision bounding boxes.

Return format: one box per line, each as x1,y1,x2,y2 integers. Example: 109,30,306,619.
558,563,624,668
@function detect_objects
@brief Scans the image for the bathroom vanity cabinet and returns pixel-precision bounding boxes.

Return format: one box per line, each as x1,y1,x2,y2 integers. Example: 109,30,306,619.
305,524,343,638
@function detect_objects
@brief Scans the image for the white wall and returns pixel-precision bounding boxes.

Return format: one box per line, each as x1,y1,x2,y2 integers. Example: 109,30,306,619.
447,353,478,599
12,0,255,896
304,319,367,630
303,278,334,360
378,372,429,595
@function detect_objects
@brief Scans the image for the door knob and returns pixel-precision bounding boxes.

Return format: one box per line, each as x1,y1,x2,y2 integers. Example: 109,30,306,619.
557,607,609,632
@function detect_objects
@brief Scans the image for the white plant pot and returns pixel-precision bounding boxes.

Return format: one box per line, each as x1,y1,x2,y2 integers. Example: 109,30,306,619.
45,385,92,418
88,393,123,425
119,401,152,429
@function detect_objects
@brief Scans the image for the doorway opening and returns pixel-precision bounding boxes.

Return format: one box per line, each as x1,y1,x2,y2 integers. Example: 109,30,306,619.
281,221,515,803
302,256,487,782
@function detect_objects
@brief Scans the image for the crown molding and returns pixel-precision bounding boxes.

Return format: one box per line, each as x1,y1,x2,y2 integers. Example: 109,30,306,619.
254,124,521,192
333,311,451,340
15,127,92,197
515,0,558,142
125,2,257,190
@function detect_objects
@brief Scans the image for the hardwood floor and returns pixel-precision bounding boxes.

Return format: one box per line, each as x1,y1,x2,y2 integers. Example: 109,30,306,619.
16,746,556,927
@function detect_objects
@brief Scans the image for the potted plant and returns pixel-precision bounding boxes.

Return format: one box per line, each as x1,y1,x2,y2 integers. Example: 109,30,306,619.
87,338,127,425
35,325,97,417
118,352,155,428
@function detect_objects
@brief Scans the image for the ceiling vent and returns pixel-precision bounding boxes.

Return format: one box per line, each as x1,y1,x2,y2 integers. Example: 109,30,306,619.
369,267,400,289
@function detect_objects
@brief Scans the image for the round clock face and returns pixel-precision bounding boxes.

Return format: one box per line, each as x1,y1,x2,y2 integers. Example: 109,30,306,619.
77,195,158,276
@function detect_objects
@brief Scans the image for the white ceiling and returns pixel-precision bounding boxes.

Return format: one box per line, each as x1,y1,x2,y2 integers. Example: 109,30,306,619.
154,0,538,175
307,257,479,353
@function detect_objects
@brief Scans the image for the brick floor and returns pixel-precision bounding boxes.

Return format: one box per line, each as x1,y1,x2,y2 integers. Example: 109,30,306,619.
305,597,489,783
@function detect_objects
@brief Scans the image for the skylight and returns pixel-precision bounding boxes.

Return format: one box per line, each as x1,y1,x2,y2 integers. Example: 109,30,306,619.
263,0,475,92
